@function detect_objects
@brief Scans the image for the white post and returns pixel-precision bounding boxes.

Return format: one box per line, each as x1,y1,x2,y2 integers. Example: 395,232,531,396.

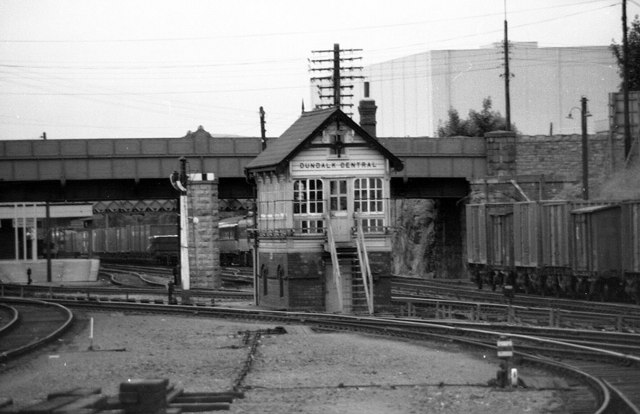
89,317,94,350
13,203,19,261
31,204,38,261
22,204,28,261
179,193,190,290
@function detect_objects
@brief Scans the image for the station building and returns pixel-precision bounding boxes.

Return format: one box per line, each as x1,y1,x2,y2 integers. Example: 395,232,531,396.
245,106,403,314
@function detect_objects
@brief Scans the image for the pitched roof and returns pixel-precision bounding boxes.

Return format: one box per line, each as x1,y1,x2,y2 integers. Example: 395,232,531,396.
245,107,403,175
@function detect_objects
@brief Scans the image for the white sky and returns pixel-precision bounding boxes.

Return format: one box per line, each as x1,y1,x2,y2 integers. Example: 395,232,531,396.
0,0,637,140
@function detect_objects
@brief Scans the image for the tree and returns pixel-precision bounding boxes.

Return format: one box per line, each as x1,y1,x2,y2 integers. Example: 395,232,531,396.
466,97,511,136
611,15,640,91
437,97,513,137
436,107,469,137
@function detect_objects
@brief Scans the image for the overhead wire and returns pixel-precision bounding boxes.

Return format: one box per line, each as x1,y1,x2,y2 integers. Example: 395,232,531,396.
0,0,627,137
0,0,614,44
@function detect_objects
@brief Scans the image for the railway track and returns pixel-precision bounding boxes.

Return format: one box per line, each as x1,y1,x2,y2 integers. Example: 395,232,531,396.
101,263,253,286
6,298,634,413
0,294,637,413
392,276,640,313
0,297,74,363
392,276,640,331
3,268,638,412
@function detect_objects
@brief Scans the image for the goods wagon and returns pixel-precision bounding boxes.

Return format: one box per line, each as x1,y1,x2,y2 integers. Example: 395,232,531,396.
466,203,515,290
622,201,640,300
466,200,640,302
54,216,254,267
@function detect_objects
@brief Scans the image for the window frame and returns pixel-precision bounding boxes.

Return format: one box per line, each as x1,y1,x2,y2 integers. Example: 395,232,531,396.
354,177,385,233
293,179,325,234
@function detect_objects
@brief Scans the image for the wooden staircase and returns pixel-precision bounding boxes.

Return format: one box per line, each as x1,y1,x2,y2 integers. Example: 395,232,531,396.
326,217,374,314
335,247,369,314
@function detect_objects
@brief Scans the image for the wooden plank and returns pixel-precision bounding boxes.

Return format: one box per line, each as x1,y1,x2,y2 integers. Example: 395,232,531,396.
17,396,77,413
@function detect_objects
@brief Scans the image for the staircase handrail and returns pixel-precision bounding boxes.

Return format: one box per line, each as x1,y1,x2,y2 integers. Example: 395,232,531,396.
325,213,343,310
355,216,374,314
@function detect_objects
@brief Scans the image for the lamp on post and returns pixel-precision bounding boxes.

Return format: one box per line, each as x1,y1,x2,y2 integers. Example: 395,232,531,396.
566,97,591,200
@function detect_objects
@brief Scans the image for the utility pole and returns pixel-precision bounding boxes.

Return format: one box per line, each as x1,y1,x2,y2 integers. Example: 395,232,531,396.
333,44,341,108
566,97,591,200
622,0,632,158
581,97,589,200
259,106,267,151
502,3,512,131
309,43,364,115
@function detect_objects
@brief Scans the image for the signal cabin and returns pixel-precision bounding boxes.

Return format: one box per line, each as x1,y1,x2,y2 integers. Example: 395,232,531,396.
245,108,403,314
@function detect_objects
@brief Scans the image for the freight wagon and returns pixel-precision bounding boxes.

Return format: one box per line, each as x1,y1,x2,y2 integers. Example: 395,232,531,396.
54,215,254,267
466,200,640,303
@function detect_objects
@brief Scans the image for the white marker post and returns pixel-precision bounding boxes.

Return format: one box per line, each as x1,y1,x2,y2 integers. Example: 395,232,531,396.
497,335,514,388
88,317,94,351
179,192,190,292
170,158,191,301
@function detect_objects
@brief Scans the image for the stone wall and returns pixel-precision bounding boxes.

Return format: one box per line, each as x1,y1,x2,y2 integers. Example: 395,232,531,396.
187,180,220,289
485,131,517,177
518,133,626,193
470,131,628,202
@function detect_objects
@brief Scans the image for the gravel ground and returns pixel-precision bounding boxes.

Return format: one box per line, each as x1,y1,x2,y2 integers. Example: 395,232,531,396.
0,311,568,413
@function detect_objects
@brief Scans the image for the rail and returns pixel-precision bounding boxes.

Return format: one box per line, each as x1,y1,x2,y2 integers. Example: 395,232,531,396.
0,297,74,363
393,295,640,330
31,299,637,413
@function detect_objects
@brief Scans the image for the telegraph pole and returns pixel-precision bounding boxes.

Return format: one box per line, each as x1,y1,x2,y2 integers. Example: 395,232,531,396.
622,0,631,158
310,43,364,115
581,97,589,200
259,106,266,151
503,3,512,131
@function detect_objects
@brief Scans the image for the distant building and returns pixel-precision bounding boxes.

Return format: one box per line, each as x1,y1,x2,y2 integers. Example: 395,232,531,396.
348,42,619,137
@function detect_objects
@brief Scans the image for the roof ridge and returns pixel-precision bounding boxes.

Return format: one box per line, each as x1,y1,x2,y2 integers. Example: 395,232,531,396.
301,107,337,117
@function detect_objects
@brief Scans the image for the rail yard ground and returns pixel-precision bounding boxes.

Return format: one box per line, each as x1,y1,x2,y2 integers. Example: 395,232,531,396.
0,310,571,414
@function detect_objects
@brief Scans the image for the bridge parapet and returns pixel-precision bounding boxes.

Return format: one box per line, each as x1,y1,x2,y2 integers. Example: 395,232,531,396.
379,136,486,178
1,135,487,182
0,136,264,181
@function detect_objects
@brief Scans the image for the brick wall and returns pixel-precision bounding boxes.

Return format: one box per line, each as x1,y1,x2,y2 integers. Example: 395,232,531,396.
288,278,325,310
471,131,627,202
257,250,324,310
373,276,392,309
517,133,625,185
368,251,390,276
257,251,287,309
187,180,220,289
286,252,325,279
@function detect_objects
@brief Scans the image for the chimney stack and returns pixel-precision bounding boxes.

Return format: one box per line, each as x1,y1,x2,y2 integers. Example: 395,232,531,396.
358,81,377,138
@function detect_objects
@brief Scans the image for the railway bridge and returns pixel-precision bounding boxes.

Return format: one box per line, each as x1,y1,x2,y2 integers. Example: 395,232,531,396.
0,125,487,205
0,111,520,288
